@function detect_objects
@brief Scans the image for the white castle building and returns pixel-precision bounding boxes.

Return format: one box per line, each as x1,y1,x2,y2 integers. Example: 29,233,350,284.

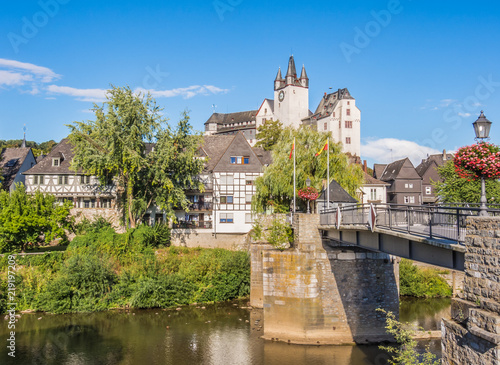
204,56,361,157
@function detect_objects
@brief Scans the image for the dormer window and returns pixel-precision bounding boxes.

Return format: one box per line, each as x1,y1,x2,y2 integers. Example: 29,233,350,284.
230,156,249,165
52,158,60,167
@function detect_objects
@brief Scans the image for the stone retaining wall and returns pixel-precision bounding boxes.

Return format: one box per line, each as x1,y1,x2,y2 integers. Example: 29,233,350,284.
441,217,500,364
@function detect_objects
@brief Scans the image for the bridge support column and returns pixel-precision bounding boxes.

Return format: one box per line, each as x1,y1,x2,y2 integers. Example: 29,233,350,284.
441,217,500,364
255,213,399,344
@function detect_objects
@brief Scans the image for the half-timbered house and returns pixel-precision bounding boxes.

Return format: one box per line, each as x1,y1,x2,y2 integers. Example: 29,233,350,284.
23,139,119,224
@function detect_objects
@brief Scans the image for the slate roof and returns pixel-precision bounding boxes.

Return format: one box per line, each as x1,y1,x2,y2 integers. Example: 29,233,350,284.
199,135,236,172
304,88,355,122
379,158,421,181
318,179,358,203
416,151,454,177
204,110,257,126
363,172,390,186
379,159,407,181
24,138,78,175
373,164,387,179
1,147,31,189
252,147,272,166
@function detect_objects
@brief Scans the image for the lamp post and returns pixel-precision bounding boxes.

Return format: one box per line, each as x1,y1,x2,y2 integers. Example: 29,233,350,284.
306,178,311,214
473,111,492,217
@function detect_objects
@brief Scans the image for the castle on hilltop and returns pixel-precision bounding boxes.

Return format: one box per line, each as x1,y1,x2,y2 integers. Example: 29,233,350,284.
204,56,361,157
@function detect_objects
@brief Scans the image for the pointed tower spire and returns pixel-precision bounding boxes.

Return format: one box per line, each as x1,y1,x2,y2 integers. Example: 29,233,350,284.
285,56,297,85
21,125,26,148
274,67,284,91
299,64,309,88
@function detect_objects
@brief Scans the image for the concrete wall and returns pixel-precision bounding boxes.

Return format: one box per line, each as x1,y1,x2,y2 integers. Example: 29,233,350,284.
252,213,399,345
441,217,500,364
171,230,249,250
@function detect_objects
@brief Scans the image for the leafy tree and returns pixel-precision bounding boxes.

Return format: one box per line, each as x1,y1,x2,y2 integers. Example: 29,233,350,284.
253,126,364,213
0,184,73,253
67,85,204,227
255,119,284,150
433,160,500,204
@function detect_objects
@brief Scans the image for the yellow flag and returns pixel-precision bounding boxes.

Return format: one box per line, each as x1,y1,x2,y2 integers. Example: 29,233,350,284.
315,140,328,157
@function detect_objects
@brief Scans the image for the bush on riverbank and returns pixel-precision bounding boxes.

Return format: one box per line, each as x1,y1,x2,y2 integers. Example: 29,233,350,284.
399,259,452,298
0,227,250,314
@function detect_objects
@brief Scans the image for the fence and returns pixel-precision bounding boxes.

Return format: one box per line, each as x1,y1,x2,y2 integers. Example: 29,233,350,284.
320,203,500,243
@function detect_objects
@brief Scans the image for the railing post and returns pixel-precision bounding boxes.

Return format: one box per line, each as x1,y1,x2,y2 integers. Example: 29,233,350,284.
406,205,410,233
429,208,433,239
456,208,460,241
389,205,392,229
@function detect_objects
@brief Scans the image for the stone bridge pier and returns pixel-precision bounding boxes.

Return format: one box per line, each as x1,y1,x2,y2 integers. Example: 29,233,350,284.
250,213,399,344
441,217,500,364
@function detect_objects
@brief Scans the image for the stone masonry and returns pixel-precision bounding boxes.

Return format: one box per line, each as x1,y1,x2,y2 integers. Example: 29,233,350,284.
251,213,399,344
441,217,500,364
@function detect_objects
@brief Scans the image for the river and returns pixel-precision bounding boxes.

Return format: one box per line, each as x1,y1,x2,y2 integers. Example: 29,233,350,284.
1,297,450,365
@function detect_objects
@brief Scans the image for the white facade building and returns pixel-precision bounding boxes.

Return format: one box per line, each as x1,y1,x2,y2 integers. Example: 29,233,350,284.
205,55,361,157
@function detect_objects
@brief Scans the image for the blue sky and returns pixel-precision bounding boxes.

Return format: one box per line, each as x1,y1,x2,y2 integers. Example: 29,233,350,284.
1,0,500,167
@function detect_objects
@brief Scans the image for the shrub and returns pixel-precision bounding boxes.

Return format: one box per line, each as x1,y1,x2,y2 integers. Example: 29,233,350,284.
38,252,117,313
399,259,452,298
267,218,293,251
129,223,171,248
74,216,112,235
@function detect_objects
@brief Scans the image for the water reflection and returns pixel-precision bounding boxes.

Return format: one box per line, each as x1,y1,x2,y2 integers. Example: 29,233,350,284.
0,298,450,365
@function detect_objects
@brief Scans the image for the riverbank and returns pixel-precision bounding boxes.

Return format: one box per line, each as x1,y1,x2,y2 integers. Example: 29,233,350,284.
0,225,250,315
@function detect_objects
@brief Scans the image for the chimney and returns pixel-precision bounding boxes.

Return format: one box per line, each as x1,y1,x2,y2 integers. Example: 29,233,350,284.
443,149,447,161
363,160,367,173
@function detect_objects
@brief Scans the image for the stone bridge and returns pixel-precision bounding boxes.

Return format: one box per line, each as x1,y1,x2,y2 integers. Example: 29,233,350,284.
250,213,500,363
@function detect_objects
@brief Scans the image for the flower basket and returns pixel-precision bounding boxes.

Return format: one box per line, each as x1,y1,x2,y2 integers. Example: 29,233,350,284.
297,187,319,201
454,142,500,180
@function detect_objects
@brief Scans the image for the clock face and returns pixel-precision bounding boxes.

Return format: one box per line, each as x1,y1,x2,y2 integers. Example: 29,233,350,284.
278,90,284,102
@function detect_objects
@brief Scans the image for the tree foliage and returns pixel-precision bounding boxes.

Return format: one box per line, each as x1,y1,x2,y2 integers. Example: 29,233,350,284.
377,308,439,365
0,139,56,157
253,126,364,213
67,85,204,227
399,259,451,298
0,184,73,252
255,119,284,150
433,160,500,204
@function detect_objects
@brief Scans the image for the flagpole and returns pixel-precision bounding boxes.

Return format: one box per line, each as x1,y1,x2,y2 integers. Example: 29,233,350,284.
293,137,296,217
327,137,330,211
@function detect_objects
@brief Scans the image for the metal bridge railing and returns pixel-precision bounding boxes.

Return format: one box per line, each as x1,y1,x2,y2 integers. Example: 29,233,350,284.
320,203,500,243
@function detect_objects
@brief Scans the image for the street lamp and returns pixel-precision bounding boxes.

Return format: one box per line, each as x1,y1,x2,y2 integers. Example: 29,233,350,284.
306,178,311,214
473,111,492,217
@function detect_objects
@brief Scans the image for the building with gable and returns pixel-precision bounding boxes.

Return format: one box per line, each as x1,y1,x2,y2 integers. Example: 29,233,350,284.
1,146,36,192
23,139,120,225
173,132,271,234
204,56,361,157
375,158,422,205
416,150,454,204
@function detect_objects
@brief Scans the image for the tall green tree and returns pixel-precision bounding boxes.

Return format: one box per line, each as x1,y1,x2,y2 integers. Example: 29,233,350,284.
255,119,284,150
67,86,204,227
433,160,500,204
0,184,73,253
253,126,364,213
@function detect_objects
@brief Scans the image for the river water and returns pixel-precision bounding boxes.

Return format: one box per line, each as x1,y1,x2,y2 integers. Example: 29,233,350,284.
1,297,450,365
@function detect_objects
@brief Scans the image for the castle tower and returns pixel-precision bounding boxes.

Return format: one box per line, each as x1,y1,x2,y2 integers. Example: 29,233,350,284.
273,56,309,129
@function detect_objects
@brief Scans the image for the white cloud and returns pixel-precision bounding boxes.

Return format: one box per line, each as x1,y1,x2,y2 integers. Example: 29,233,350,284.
46,85,108,102
361,138,441,165
0,70,33,86
458,112,471,118
0,58,61,97
135,85,229,99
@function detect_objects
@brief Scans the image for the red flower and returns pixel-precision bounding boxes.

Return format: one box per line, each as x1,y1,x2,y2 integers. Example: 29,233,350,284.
298,187,319,201
454,142,500,180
